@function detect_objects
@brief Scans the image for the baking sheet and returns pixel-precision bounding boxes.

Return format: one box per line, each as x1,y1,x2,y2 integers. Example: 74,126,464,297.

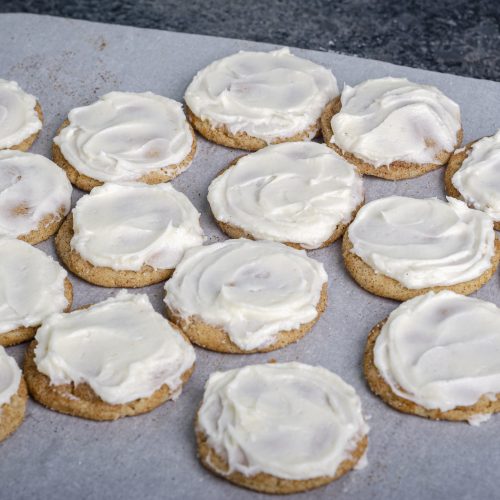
0,13,499,500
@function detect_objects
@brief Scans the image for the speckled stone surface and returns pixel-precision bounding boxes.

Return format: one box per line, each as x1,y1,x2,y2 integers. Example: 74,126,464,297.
1,0,499,80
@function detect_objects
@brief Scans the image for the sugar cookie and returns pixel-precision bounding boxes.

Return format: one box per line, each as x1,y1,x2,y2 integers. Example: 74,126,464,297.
365,291,500,425
208,142,363,249
0,239,72,347
196,362,368,494
0,347,27,443
343,196,499,300
55,182,204,288
185,48,338,150
165,239,327,353
52,91,196,191
0,150,72,244
321,77,462,179
0,79,42,151
445,130,500,230
24,291,195,421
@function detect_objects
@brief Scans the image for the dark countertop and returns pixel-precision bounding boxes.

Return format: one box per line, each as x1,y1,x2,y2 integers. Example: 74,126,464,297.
2,0,499,81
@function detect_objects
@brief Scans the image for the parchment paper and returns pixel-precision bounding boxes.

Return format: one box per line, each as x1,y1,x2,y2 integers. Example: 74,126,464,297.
0,13,498,500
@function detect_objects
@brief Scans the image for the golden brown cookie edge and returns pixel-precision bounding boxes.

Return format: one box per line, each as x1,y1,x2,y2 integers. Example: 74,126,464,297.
364,319,500,421
55,214,173,288
342,232,500,301
320,97,463,180
196,427,368,494
166,283,328,354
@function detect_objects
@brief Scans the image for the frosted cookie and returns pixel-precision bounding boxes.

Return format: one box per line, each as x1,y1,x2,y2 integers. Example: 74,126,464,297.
52,91,196,191
365,291,500,425
0,347,27,443
185,48,338,150
208,142,364,249
445,130,500,230
0,239,72,347
343,196,499,301
196,362,368,494
24,291,195,421
321,77,462,179
0,150,72,244
0,79,43,151
164,239,327,353
55,182,204,288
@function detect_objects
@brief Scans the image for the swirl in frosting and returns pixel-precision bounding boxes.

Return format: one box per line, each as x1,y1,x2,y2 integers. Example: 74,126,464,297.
164,239,327,350
374,291,500,418
331,77,461,167
208,142,363,249
452,130,500,222
185,48,338,142
0,79,42,149
54,91,194,182
197,362,368,480
348,196,495,289
71,182,204,271
0,150,72,238
35,291,195,405
0,239,69,335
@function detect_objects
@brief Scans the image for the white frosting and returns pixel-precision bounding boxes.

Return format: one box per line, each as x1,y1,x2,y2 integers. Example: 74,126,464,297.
0,347,22,407
53,91,193,182
0,79,42,149
348,196,495,289
331,77,461,167
185,48,338,142
0,239,69,335
34,291,195,405
452,130,500,222
197,362,368,480
374,291,500,415
0,150,72,238
164,239,327,351
208,142,363,249
71,182,204,271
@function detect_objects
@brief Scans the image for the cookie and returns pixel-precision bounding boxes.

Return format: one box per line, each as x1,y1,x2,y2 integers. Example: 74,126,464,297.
0,150,72,244
185,48,338,151
0,347,28,443
208,142,364,249
24,292,196,421
445,131,500,231
343,196,499,301
0,79,43,151
196,362,369,494
55,182,204,288
321,78,463,180
0,239,73,347
52,91,196,191
165,239,328,353
364,291,500,424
